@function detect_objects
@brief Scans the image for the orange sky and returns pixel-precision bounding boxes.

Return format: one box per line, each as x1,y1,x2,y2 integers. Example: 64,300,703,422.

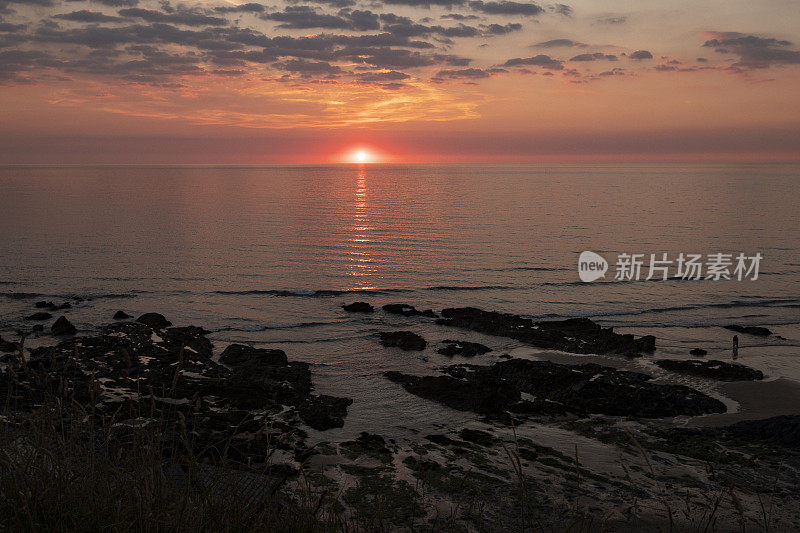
0,0,798,162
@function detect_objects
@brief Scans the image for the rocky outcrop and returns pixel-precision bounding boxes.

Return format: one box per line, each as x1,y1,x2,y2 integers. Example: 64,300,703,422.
689,348,708,356
655,359,763,381
382,304,437,318
24,312,52,321
724,325,772,337
727,415,800,448
0,335,17,353
51,316,76,336
298,395,353,430
386,358,725,418
342,301,374,313
113,310,132,320
379,331,427,351
136,312,172,329
437,340,491,357
1,315,351,463
437,307,655,357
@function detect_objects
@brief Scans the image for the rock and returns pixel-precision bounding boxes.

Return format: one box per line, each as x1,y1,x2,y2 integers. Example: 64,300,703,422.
136,312,172,329
113,310,132,320
689,348,707,356
25,312,52,321
220,344,288,367
655,359,763,381
34,301,70,310
425,434,456,446
387,358,726,418
458,428,495,446
437,340,491,357
31,324,44,332
724,325,772,336
342,301,374,313
298,394,353,430
0,335,17,353
382,304,437,318
51,316,77,336
379,331,427,351
727,415,800,448
437,307,655,357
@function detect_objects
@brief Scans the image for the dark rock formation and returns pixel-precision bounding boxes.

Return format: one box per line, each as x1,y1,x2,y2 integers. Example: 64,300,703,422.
724,325,772,337
655,359,763,381
379,331,427,351
136,312,172,329
689,348,708,356
727,415,800,448
298,394,353,430
437,340,491,357
25,312,52,321
437,307,655,357
113,310,132,320
31,324,44,332
459,428,495,446
0,335,16,353
342,301,374,313
387,358,725,418
34,301,70,310
382,303,437,318
51,316,77,336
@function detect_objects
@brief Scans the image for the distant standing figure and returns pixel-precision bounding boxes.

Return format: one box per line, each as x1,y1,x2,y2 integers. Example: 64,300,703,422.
732,335,739,360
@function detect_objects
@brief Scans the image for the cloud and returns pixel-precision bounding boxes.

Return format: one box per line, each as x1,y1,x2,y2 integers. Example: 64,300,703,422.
264,6,379,31
570,52,616,62
533,38,586,49
468,1,544,16
596,15,625,25
482,23,521,35
213,3,266,14
118,8,227,27
503,54,562,69
273,58,342,74
356,69,409,82
441,13,479,20
702,31,800,69
434,67,490,79
54,10,123,22
629,49,652,60
552,3,571,16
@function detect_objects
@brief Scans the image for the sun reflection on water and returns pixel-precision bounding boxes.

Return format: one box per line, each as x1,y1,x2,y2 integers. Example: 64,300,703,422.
345,168,378,289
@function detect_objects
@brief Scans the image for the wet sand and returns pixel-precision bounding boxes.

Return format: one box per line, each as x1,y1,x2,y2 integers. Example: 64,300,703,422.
687,377,800,427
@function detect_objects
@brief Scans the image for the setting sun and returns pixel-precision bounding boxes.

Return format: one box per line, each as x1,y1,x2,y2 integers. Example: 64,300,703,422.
355,151,367,162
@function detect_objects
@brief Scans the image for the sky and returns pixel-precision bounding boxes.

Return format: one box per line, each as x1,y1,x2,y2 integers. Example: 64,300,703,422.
0,0,799,163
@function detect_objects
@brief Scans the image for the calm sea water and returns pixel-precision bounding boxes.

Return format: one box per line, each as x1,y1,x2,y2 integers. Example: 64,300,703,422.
1,164,798,437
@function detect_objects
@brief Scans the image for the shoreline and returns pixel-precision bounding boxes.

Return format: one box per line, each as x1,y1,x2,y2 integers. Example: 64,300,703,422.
2,304,800,530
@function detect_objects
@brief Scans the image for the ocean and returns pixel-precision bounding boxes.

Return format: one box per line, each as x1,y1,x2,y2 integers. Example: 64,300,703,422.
1,163,798,438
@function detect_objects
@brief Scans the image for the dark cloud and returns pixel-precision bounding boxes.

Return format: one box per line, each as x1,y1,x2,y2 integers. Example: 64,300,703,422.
379,0,464,7
54,10,123,22
118,8,227,27
213,3,266,14
273,58,342,73
433,67,490,79
441,13,479,20
552,3,571,16
264,6,379,31
697,57,707,62
629,49,652,60
482,23,520,35
596,16,625,25
702,31,800,69
4,0,55,6
0,21,25,31
503,54,562,69
468,1,543,16
356,69,409,81
570,52,616,61
64,0,139,6
533,38,586,49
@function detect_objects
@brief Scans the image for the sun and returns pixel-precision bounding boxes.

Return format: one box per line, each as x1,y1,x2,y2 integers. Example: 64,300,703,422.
355,151,367,162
